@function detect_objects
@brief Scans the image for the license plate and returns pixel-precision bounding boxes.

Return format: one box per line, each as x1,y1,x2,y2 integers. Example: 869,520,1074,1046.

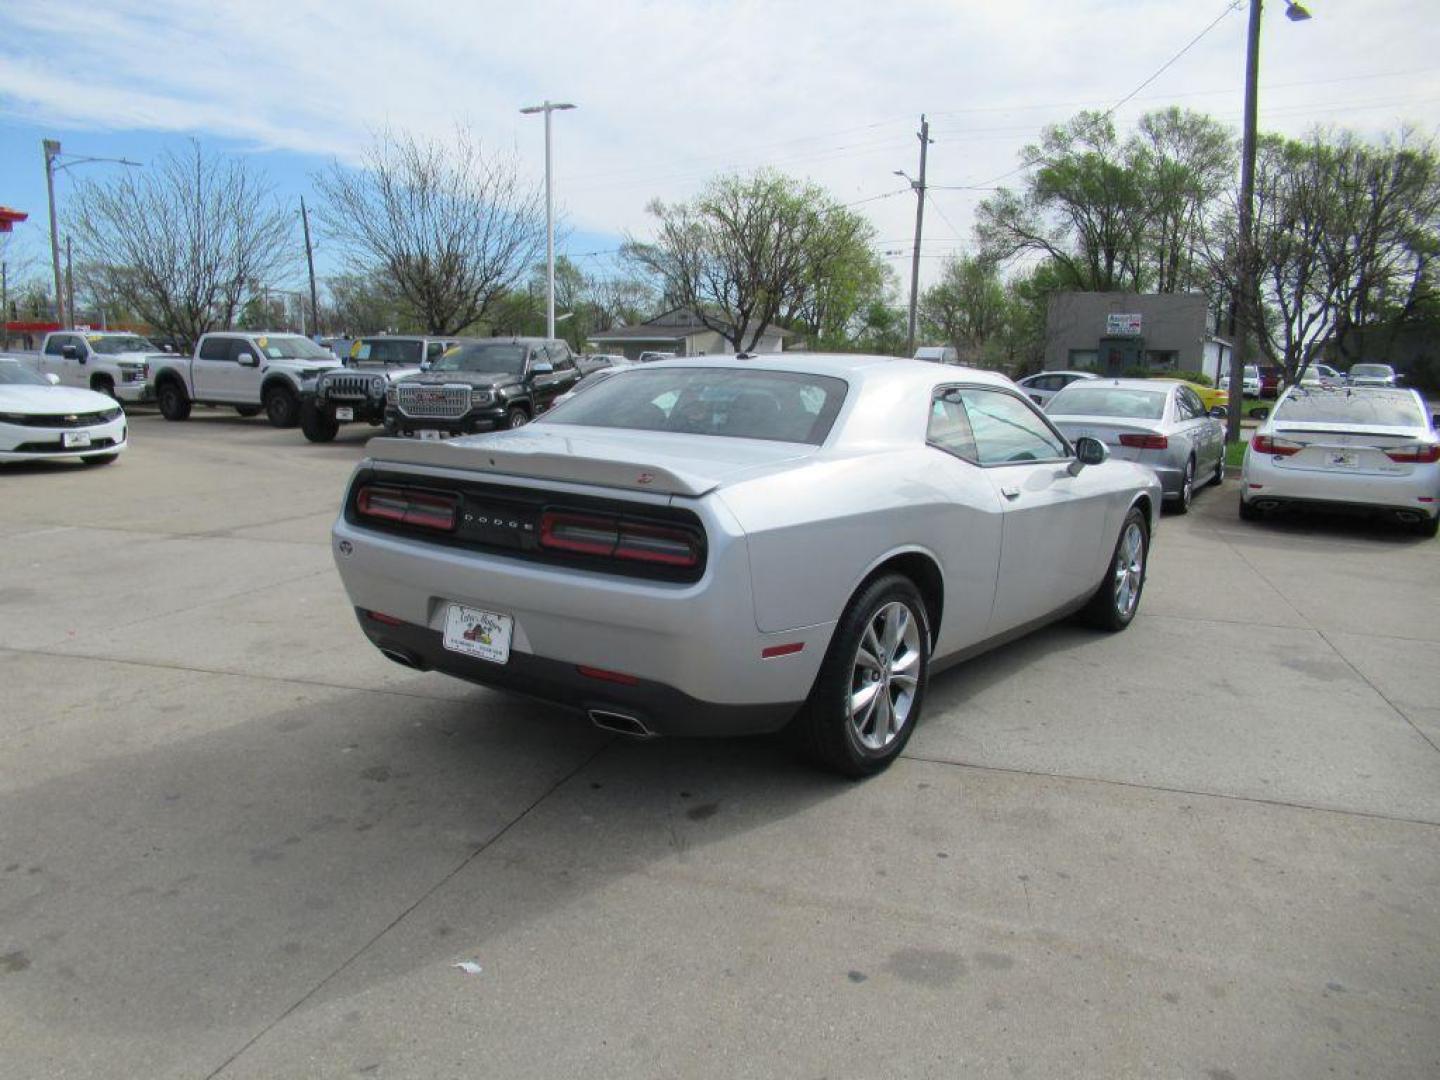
418,429,443,441
62,431,92,448
442,604,512,664
1327,452,1357,468
335,407,353,421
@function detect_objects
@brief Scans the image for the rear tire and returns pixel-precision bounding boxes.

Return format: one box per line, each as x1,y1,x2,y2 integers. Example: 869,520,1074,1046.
264,383,299,428
300,399,339,443
1210,449,1225,486
1171,458,1195,515
157,379,191,421
1238,496,1260,522
789,574,930,778
1080,507,1149,632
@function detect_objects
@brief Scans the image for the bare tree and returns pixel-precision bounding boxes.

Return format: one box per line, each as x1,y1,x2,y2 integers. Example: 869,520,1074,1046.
624,170,853,352
920,255,1009,362
68,141,294,343
314,128,546,335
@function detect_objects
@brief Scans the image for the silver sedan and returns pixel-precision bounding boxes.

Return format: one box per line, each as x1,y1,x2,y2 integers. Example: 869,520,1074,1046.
331,355,1161,776
1045,378,1226,513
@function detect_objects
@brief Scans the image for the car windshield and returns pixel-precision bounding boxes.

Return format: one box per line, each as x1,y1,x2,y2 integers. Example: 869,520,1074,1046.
0,361,48,386
1046,386,1168,420
543,367,848,445
89,335,157,355
431,343,529,375
352,339,423,365
256,335,333,361
1350,364,1392,378
1275,388,1423,426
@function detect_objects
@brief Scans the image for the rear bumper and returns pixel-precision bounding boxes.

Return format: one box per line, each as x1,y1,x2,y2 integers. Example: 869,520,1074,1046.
354,609,800,736
1242,456,1439,518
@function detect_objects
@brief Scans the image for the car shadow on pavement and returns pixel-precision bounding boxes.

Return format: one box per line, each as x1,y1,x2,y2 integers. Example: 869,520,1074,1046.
0,682,850,1074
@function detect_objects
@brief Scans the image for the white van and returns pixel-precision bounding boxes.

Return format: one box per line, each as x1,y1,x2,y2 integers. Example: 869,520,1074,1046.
914,346,959,365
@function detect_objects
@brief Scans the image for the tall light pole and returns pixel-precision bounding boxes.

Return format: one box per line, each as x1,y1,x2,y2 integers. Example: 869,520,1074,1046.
1227,0,1311,443
896,115,932,358
43,141,141,330
520,101,576,340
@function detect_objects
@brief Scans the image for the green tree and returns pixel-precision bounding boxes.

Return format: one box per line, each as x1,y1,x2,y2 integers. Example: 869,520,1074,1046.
919,255,1009,363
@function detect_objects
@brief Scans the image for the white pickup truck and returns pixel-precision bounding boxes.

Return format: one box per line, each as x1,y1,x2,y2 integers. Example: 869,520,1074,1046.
8,330,165,404
149,330,342,427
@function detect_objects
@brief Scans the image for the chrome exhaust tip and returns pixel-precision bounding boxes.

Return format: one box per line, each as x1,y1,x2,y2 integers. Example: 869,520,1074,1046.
379,647,423,669
589,709,653,739
1395,511,1421,524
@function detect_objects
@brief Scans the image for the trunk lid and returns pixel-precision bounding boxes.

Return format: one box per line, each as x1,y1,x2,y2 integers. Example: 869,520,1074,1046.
365,425,817,497
1265,422,1433,477
1050,416,1167,463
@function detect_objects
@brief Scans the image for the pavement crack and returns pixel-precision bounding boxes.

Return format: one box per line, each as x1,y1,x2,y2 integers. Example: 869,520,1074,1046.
1313,627,1440,758
202,737,615,1080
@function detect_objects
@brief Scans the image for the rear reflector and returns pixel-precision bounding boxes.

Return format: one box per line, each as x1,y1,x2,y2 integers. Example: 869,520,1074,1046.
1251,433,1301,456
1383,444,1440,464
1118,433,1168,450
366,610,406,626
357,485,458,532
540,510,700,569
577,665,640,686
761,642,805,659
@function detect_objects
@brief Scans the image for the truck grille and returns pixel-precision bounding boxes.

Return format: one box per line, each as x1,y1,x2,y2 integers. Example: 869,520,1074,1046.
321,373,377,401
397,384,471,419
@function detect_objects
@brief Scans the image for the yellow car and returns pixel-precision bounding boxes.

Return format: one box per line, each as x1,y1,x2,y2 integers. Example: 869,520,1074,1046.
1180,380,1230,413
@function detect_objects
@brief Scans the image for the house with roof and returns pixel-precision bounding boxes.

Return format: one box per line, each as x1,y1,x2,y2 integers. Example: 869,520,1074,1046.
587,307,793,360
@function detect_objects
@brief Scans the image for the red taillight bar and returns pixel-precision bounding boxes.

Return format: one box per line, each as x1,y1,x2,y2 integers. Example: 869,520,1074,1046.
1118,433,1168,450
1251,433,1301,457
356,485,458,532
1384,444,1440,464
539,510,700,569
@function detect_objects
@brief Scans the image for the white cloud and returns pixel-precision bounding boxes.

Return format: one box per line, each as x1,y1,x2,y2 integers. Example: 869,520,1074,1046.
2,0,1438,283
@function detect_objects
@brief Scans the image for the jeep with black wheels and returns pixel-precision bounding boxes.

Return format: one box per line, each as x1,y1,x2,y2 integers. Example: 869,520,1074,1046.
147,332,340,428
303,335,459,443
383,338,580,439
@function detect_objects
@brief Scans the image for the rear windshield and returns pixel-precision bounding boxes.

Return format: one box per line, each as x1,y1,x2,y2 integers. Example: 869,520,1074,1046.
353,338,423,364
90,334,157,355
1275,388,1423,426
542,367,848,445
1349,364,1392,378
1047,386,1167,420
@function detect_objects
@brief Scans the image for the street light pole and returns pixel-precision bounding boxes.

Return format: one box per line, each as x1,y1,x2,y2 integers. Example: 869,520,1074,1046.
43,140,65,329
520,101,576,340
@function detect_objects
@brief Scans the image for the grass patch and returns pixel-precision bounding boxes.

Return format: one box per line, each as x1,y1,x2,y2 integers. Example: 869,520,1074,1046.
1225,439,1248,470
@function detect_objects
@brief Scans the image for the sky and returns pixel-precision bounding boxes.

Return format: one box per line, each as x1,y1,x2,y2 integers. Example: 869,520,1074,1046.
2,0,1438,300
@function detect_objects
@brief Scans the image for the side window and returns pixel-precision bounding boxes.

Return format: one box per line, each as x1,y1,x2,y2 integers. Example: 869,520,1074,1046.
228,338,256,364
550,343,575,370
1182,387,1206,417
1174,389,1198,420
45,334,72,355
426,341,445,360
927,391,979,462
955,388,1069,466
198,336,232,361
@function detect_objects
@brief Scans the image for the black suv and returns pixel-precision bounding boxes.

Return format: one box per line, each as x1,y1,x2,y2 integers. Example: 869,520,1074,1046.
302,335,460,442
383,338,580,437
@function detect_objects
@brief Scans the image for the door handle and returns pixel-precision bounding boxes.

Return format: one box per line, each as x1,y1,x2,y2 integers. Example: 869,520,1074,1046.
1000,485,1021,500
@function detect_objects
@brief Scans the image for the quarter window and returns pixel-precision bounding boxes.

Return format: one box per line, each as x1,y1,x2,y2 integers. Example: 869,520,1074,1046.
927,393,979,462
951,387,1068,465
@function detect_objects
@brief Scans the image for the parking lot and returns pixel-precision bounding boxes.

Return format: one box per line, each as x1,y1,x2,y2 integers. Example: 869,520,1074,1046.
3,407,1439,1079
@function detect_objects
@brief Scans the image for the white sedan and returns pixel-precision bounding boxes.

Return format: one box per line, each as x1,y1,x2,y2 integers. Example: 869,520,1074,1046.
0,358,127,465
331,355,1161,776
1015,370,1097,407
1241,385,1439,536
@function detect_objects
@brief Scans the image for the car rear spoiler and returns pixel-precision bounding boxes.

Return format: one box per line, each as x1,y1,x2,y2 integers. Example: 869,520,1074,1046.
363,436,718,497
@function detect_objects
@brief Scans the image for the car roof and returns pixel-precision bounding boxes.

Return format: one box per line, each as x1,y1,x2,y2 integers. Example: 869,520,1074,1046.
1056,377,1173,393
645,351,1013,384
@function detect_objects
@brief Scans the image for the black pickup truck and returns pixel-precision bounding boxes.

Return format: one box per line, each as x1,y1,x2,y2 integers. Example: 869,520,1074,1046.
383,338,581,438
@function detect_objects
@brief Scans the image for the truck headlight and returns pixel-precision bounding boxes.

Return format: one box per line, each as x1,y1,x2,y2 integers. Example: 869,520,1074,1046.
473,389,493,406
370,375,385,396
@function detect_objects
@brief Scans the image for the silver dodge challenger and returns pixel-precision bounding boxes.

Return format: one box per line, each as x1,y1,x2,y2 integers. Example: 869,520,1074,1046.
332,354,1162,776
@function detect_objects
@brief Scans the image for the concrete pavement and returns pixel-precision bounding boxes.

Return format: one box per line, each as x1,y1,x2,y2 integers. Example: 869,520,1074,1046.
1,408,1437,1079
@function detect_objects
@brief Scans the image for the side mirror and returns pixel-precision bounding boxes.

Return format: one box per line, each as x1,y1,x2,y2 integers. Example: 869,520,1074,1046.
1431,413,1440,430
419,360,432,372
45,373,61,385
1209,405,1228,419
237,351,259,367
61,344,80,360
1069,435,1109,475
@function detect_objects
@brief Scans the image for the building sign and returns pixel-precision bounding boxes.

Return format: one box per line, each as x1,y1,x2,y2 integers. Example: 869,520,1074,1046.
1106,312,1142,336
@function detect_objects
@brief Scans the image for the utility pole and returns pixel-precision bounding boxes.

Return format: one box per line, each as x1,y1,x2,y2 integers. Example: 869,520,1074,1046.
300,196,319,336
2,261,8,350
900,115,932,358
520,101,577,340
43,140,65,329
65,236,75,330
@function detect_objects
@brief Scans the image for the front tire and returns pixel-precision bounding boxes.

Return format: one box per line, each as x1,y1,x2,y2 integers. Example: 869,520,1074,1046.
506,406,530,429
264,383,299,428
1080,507,1148,632
789,574,930,778
91,375,116,399
157,379,191,421
300,400,339,443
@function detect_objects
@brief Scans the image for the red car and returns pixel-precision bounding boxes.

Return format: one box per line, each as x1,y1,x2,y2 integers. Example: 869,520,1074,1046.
1257,365,1283,399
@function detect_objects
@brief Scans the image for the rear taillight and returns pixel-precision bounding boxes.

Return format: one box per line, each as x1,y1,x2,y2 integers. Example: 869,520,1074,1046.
1383,444,1440,464
1252,433,1301,457
539,510,700,569
1118,433,1168,450
356,485,458,532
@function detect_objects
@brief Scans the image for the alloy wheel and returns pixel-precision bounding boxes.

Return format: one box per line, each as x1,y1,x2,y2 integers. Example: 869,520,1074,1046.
1113,521,1146,618
849,601,922,752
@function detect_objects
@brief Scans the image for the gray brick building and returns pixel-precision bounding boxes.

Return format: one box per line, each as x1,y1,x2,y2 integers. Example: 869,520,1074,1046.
1044,292,1232,382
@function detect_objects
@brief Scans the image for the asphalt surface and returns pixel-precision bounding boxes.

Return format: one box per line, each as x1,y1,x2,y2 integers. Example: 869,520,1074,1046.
2,407,1438,1079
